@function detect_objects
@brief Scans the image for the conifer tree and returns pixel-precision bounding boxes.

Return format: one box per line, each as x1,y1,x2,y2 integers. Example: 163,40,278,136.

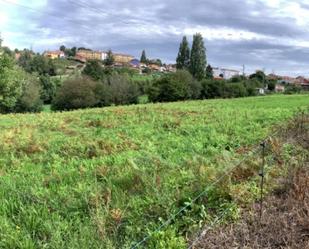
104,50,114,66
190,33,207,80
176,36,190,70
206,64,214,79
140,50,147,63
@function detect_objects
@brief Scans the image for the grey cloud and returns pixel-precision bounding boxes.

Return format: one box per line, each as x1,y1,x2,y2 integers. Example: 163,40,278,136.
11,0,309,76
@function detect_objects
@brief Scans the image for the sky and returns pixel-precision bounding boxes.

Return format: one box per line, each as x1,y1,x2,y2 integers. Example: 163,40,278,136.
1,0,309,76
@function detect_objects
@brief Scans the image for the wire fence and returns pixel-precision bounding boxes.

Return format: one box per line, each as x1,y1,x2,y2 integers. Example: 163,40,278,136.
0,108,308,249
131,108,309,249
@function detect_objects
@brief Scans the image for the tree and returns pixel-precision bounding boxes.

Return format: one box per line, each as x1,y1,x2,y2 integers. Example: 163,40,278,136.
39,76,61,104
60,45,66,52
190,33,207,80
83,60,105,81
0,54,43,113
52,77,100,110
104,74,140,105
140,50,147,64
18,49,33,72
15,74,43,113
148,70,201,102
0,54,23,112
71,47,77,57
249,70,267,86
18,53,56,76
206,65,214,79
104,50,114,66
176,36,190,70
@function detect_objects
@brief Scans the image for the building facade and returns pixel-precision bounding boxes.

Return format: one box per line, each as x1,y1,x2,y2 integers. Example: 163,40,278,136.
113,53,134,64
213,67,240,79
76,49,103,61
43,50,65,59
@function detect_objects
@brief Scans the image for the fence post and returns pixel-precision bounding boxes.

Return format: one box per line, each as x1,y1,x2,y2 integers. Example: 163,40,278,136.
259,141,266,222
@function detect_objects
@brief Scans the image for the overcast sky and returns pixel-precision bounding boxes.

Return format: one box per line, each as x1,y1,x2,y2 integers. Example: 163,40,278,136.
1,0,309,76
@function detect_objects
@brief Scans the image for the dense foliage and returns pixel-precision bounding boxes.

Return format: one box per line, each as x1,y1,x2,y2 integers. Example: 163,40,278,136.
149,70,201,102
176,36,190,70
52,77,100,110
52,74,140,110
0,54,43,113
140,50,147,64
189,33,207,80
0,95,308,248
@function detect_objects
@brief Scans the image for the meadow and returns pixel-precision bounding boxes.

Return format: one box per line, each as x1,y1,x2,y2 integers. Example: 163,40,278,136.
0,95,308,248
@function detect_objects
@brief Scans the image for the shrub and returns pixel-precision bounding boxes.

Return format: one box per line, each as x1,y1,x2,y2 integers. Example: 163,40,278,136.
52,77,100,110
82,60,105,81
224,83,247,98
284,84,302,95
39,76,61,104
15,76,43,113
149,70,200,102
201,79,225,99
101,74,140,106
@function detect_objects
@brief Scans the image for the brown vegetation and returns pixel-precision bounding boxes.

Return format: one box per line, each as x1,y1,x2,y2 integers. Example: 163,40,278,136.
192,112,309,249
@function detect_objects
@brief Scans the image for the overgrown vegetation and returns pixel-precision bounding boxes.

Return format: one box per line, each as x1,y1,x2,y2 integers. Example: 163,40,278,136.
0,95,308,248
192,114,309,248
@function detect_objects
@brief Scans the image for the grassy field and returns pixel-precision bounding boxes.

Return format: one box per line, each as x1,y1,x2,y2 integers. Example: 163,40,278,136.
0,95,308,248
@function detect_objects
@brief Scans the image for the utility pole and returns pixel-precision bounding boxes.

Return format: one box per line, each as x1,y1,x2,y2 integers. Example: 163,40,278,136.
242,64,245,77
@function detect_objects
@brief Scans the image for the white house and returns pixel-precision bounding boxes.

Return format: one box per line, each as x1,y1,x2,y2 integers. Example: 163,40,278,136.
101,51,108,61
213,67,240,79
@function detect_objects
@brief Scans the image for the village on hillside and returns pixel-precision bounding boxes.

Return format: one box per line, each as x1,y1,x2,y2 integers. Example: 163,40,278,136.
36,48,309,93
40,49,177,74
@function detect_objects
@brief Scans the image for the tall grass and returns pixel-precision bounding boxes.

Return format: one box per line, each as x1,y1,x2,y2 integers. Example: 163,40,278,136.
0,94,308,248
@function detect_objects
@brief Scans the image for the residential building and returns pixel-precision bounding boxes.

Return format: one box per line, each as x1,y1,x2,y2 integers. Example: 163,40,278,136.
256,88,265,95
43,50,65,59
213,67,240,79
129,59,140,68
76,49,102,61
101,51,108,61
15,52,21,61
148,64,161,71
295,76,309,85
275,84,285,93
113,53,134,64
166,64,176,73
278,76,296,84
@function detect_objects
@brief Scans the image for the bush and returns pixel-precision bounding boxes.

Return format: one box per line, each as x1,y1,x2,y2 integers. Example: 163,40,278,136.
82,60,105,81
52,77,100,110
15,77,43,113
98,74,140,106
224,83,247,98
39,76,61,104
149,70,201,102
201,79,225,99
284,84,302,94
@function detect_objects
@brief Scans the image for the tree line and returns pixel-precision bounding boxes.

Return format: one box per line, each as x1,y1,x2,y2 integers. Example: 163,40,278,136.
0,34,285,114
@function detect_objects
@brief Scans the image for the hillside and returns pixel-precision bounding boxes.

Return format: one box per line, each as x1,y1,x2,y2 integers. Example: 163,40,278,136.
0,95,308,248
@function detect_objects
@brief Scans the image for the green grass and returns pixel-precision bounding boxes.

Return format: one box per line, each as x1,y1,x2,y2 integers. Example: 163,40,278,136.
42,105,52,113
0,95,308,248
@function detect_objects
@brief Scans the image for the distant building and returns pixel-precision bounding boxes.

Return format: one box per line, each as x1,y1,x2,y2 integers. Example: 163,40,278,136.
148,64,161,71
275,84,285,93
113,53,134,64
213,67,240,79
76,49,102,61
166,64,176,73
129,59,140,68
101,51,108,61
256,88,265,95
278,76,296,84
15,52,21,61
43,50,65,59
